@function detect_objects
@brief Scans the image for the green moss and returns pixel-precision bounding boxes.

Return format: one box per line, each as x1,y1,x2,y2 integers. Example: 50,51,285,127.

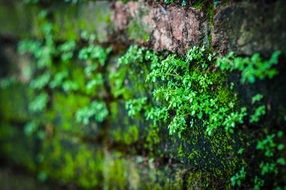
0,1,112,41
216,51,281,84
39,135,104,189
127,20,150,42
0,83,31,122
118,45,245,136
0,2,38,38
51,1,111,41
144,124,160,151
0,122,37,172
185,171,228,189
103,153,128,190
112,125,139,145
48,93,89,131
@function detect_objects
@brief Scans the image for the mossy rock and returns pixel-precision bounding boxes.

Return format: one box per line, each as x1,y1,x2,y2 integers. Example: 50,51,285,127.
0,83,31,122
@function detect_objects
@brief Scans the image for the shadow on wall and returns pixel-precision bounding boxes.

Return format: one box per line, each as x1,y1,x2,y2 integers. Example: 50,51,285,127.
0,40,10,78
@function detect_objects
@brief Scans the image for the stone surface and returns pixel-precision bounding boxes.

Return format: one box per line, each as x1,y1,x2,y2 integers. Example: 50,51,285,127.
2,1,286,55
0,0,207,53
52,1,111,42
212,1,286,55
0,0,112,41
112,0,207,53
0,1,37,38
0,167,51,190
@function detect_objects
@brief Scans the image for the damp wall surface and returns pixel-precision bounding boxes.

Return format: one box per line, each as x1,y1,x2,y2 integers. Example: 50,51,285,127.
0,0,286,189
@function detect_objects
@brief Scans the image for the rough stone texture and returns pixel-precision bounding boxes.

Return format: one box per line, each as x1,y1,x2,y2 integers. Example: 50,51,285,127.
54,1,112,42
0,167,51,190
0,0,112,42
1,1,286,55
112,0,207,53
212,1,286,55
0,1,36,38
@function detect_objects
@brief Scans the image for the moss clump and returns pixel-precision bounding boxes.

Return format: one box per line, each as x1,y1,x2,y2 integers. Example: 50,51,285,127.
111,45,250,186
112,125,139,145
115,45,245,137
38,135,104,189
103,153,128,190
127,20,150,42
0,82,31,122
0,122,37,172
